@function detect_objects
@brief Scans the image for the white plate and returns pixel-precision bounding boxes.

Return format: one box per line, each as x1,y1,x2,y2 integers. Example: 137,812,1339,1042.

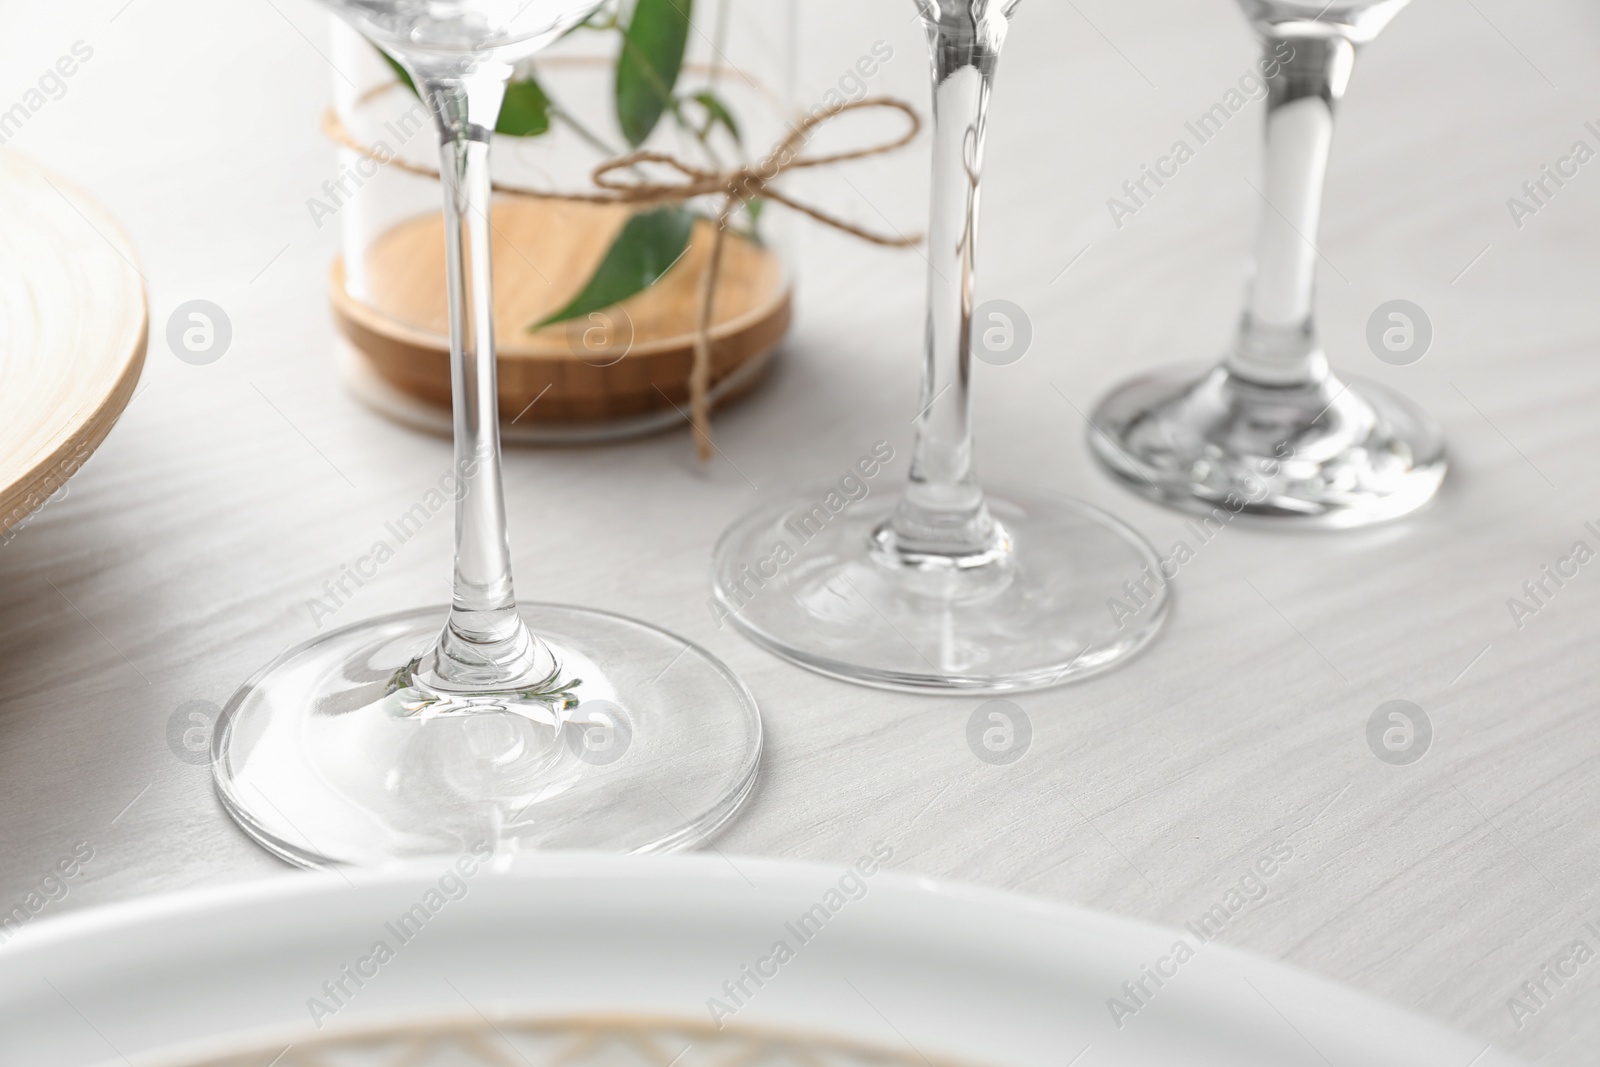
0,854,1519,1067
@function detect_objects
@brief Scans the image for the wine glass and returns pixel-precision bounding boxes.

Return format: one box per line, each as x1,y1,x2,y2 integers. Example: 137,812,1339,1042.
1089,0,1446,527
212,0,762,868
710,0,1169,693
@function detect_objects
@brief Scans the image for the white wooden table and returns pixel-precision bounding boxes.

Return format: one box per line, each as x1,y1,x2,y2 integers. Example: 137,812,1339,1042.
3,0,1599,1062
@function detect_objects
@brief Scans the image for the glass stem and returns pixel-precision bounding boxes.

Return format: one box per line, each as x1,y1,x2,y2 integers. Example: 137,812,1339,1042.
1226,33,1355,388
886,1,1011,562
416,65,553,693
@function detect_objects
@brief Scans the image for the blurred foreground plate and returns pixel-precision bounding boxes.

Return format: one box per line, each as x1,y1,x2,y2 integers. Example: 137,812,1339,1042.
0,854,1519,1067
0,149,147,538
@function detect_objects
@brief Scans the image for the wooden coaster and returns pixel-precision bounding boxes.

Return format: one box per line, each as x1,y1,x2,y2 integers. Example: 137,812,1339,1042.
331,197,790,425
0,150,147,538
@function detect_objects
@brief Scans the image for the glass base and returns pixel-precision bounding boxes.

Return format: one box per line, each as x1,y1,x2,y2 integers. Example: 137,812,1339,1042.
212,604,761,869
712,488,1170,694
1089,364,1447,529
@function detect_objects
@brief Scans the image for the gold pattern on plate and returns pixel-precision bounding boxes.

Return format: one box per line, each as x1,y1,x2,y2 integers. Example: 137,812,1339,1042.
160,1014,976,1067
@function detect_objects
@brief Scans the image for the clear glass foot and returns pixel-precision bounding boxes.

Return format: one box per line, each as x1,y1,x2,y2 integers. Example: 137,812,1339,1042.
1089,364,1446,528
712,488,1170,693
213,604,761,869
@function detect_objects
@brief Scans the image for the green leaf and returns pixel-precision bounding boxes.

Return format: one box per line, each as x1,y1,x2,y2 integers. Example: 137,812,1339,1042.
376,47,417,97
497,78,551,137
615,0,694,147
533,207,697,329
689,89,741,145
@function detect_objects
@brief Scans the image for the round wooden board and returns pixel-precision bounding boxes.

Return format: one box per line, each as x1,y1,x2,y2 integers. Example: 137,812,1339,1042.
0,150,148,538
330,196,790,424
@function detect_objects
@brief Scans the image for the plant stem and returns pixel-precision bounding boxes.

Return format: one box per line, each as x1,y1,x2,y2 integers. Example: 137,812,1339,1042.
550,101,626,157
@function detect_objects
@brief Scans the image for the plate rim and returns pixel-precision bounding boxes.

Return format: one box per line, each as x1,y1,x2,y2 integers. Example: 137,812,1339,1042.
7,854,1055,1067
0,149,149,537
0,851,1521,1067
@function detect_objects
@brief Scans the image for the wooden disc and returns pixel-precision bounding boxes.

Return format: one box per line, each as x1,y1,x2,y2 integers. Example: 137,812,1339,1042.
0,150,148,538
331,197,790,423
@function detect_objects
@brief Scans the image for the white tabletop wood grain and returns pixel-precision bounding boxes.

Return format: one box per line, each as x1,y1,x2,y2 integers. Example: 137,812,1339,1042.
3,0,1599,1062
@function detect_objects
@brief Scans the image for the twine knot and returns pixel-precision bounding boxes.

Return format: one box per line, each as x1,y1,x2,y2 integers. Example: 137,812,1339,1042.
589,97,922,459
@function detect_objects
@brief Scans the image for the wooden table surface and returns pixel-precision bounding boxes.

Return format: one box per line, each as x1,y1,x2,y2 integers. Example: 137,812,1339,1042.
3,0,1599,1062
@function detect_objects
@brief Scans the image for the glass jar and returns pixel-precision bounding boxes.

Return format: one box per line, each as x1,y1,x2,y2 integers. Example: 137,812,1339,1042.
324,1,798,444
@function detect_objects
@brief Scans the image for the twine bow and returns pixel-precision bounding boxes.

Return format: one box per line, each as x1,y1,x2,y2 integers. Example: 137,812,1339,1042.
325,95,923,458
588,97,922,458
